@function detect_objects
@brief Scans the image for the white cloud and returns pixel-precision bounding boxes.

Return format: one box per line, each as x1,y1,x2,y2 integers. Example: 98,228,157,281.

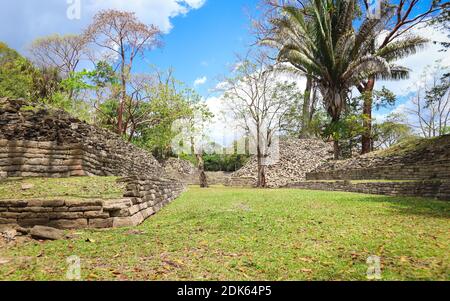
206,70,308,145
0,0,207,51
205,95,244,147
183,0,206,9
86,0,207,33
377,25,450,97
194,76,207,86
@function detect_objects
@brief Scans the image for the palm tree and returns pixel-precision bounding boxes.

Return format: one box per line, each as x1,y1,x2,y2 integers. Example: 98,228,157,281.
263,0,394,159
359,35,428,154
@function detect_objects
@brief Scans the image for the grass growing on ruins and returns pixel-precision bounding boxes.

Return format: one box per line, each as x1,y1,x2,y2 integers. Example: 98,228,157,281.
0,186,449,281
374,136,442,157
0,177,124,200
306,180,420,183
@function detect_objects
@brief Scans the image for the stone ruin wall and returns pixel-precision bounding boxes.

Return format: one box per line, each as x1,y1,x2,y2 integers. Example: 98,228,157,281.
0,177,186,229
0,99,186,228
0,98,164,179
290,135,450,200
307,161,450,181
307,135,450,182
163,158,233,185
287,180,450,201
226,138,334,188
0,140,164,178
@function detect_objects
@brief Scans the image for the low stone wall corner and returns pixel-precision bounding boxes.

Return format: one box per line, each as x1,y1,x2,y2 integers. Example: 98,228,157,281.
0,177,186,230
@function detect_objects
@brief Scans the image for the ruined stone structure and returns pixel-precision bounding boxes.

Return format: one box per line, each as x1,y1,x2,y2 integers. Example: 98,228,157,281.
163,158,232,185
0,98,186,228
290,136,450,200
307,135,450,181
226,138,334,188
287,180,450,200
163,158,198,184
0,98,164,178
0,177,185,229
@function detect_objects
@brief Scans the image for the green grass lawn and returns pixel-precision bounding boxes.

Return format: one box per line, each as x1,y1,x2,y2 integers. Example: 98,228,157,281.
0,177,124,200
0,186,449,281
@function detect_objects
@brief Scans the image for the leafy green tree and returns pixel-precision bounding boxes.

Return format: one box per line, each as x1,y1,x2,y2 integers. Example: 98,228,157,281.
31,67,63,101
322,98,366,158
356,0,440,154
0,42,35,98
373,114,414,149
84,9,162,135
128,73,192,159
263,0,393,159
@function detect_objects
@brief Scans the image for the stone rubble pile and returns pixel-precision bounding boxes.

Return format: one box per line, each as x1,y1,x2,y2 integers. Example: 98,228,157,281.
0,98,164,178
308,135,450,181
0,224,64,242
229,138,334,187
163,158,198,177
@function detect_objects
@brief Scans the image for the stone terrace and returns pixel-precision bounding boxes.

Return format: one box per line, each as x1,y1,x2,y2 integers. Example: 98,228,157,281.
289,136,450,200
0,177,185,229
0,98,164,178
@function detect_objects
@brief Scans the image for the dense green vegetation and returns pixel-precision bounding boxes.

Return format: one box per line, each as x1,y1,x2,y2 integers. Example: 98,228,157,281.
181,151,250,172
0,186,448,280
1,1,448,164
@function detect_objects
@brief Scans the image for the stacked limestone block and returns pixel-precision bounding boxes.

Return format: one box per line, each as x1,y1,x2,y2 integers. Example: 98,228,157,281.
110,177,186,227
227,138,334,188
287,180,450,201
0,177,186,229
0,98,164,178
308,135,450,181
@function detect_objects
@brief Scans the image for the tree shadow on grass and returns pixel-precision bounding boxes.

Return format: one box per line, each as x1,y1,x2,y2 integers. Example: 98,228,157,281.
349,193,450,219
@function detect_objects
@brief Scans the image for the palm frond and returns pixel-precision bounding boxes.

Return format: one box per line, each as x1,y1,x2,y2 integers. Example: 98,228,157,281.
377,36,429,62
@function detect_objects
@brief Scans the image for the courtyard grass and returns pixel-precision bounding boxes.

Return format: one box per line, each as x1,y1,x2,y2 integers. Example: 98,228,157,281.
0,186,449,281
0,177,124,200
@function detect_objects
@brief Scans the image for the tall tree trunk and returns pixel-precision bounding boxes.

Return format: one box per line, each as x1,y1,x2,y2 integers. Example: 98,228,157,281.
191,136,208,188
256,127,266,188
333,140,340,160
331,114,341,160
361,78,375,155
118,51,127,135
299,76,313,138
196,154,208,188
256,153,266,188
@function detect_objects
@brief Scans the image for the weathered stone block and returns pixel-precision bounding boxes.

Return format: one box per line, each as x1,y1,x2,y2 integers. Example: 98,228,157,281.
0,218,16,224
53,206,70,212
0,200,28,207
65,200,103,207
23,207,53,213
83,211,110,219
48,219,88,230
0,212,21,219
68,206,102,212
30,226,64,240
49,212,84,220
40,200,66,207
18,218,50,227
89,218,113,229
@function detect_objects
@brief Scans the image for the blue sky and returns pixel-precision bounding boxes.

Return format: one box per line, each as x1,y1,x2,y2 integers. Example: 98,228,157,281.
136,0,259,97
0,0,446,101
0,0,260,98
0,0,448,142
